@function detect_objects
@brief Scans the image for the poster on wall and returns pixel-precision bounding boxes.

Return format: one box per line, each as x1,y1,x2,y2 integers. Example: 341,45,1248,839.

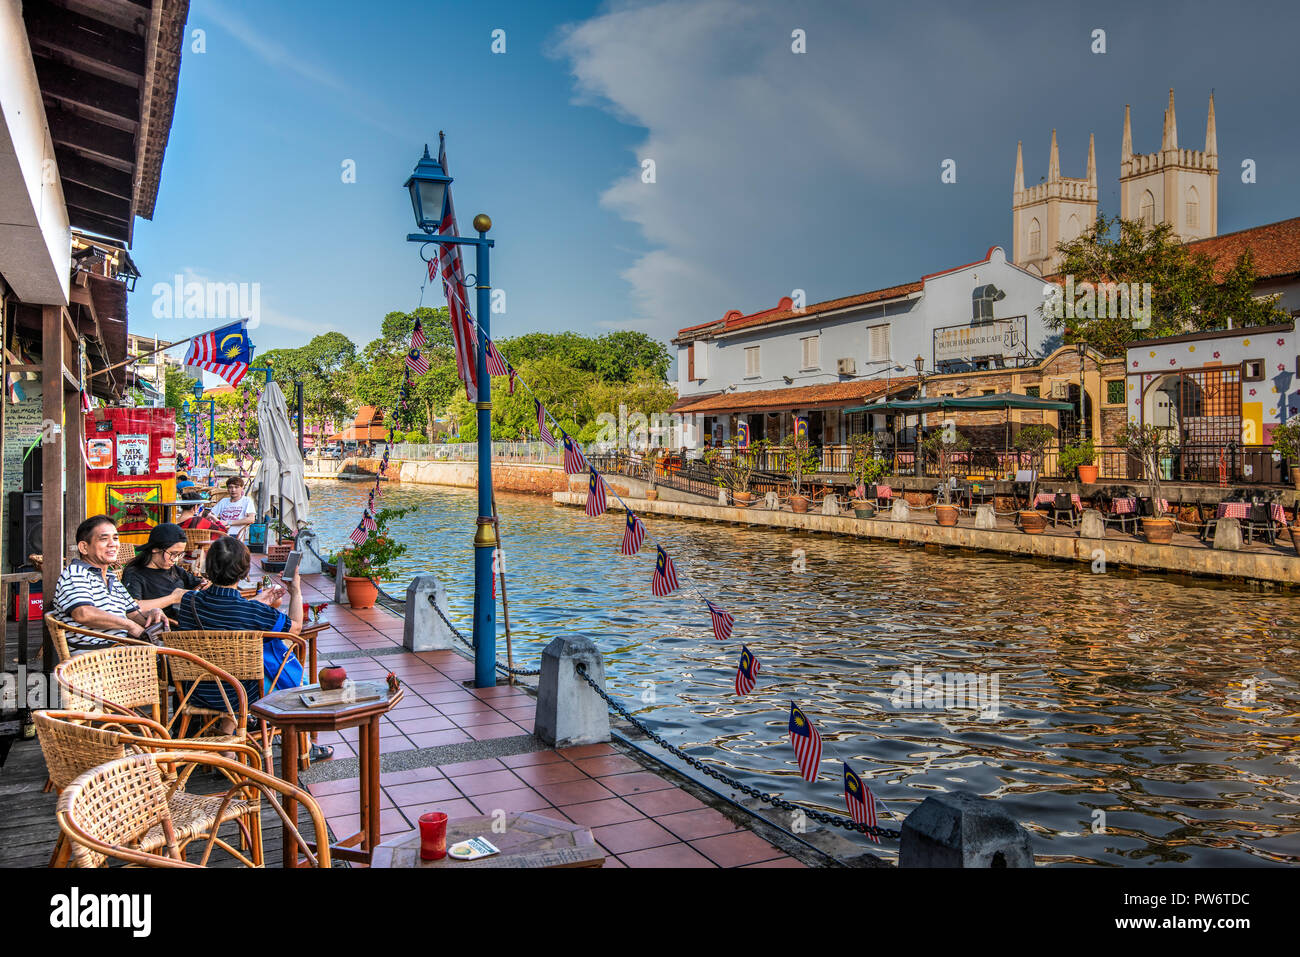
116,434,150,476
161,437,175,456
2,396,44,493
86,438,113,470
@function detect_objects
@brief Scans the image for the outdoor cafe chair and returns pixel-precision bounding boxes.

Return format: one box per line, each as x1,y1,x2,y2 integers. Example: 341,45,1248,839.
161,630,312,770
43,613,151,664
108,542,136,571
1244,502,1279,546
183,527,216,574
35,710,263,867
1012,470,1036,509
56,751,329,868
1051,492,1078,529
54,644,259,764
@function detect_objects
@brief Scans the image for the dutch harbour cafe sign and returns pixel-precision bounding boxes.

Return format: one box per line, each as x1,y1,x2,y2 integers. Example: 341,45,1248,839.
933,316,1027,364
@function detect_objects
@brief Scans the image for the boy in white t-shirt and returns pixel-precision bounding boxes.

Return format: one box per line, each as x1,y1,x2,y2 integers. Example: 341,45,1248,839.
212,476,256,540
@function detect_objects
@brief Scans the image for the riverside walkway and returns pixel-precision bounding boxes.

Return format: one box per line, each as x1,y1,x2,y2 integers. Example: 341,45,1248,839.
0,571,811,869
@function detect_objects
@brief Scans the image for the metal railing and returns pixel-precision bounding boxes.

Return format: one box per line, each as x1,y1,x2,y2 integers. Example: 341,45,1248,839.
382,441,564,466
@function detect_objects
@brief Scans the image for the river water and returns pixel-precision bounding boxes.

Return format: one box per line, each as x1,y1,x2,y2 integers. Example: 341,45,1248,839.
307,480,1300,866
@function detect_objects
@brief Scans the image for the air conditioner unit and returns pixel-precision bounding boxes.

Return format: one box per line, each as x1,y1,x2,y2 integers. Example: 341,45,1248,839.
1050,381,1068,398
836,358,856,375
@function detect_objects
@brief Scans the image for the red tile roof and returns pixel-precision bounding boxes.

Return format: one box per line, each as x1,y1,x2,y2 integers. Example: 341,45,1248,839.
1185,216,1300,281
672,377,917,415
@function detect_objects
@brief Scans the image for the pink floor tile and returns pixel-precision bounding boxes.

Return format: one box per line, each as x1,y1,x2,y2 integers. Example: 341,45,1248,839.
469,787,553,815
556,742,617,759
570,754,644,777
379,765,444,786
534,778,617,806
511,761,590,786
623,788,708,816
655,808,740,841
500,750,566,768
591,819,677,854
559,797,645,828
448,769,523,796
619,844,718,868
439,757,505,776
384,778,463,806
395,797,478,822
466,722,526,741
742,857,806,868
690,831,785,867
598,771,677,797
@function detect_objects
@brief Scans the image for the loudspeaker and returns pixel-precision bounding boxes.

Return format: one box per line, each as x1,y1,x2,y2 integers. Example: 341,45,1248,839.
7,491,42,567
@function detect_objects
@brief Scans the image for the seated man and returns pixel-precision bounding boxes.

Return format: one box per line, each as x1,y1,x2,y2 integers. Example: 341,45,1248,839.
176,485,228,540
54,515,169,642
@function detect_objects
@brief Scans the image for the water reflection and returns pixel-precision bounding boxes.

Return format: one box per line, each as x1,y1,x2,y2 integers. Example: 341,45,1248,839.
309,481,1300,866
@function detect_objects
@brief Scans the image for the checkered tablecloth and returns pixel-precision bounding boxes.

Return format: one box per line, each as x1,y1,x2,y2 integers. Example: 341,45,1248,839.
1033,493,1082,509
1216,501,1287,524
853,485,892,500
1109,497,1170,515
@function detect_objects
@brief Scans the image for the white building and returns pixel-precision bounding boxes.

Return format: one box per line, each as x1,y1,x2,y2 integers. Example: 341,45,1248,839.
671,246,1057,447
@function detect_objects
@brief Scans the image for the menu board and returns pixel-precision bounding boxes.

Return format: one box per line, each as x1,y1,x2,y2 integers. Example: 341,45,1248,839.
3,397,44,493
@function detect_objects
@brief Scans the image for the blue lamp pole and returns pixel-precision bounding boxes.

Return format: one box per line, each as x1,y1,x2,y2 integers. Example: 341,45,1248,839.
404,144,497,688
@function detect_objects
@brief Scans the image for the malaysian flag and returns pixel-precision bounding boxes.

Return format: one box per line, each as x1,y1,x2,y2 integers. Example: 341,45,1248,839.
585,468,607,517
485,338,509,377
651,546,679,597
411,316,427,349
367,490,376,513
183,320,251,388
734,645,760,696
843,763,879,842
620,512,645,556
562,434,588,475
436,135,478,401
361,510,377,532
536,400,556,447
788,703,822,782
406,347,429,376
507,367,517,396
349,523,369,546
706,600,734,641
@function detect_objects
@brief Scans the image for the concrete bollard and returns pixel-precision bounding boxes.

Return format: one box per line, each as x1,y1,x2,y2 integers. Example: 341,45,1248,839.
718,488,729,506
1212,517,1243,550
890,499,910,522
821,494,840,516
297,530,322,575
534,636,611,748
333,560,346,604
900,792,1034,867
1079,509,1106,539
403,574,456,652
974,504,997,529
764,491,780,510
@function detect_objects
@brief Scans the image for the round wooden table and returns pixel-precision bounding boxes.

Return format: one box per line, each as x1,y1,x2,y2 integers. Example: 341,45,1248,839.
251,678,402,868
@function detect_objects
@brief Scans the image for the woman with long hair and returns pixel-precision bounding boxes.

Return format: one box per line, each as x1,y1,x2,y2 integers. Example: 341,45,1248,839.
120,523,200,622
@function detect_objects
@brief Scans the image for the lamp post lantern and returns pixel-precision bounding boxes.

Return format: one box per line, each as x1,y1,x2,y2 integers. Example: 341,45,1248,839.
404,144,497,688
1075,341,1087,440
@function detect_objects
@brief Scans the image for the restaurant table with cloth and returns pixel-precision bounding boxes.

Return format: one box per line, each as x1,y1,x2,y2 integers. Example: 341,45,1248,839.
1109,497,1171,515
252,678,402,867
1032,493,1082,510
1216,501,1287,524
371,811,604,869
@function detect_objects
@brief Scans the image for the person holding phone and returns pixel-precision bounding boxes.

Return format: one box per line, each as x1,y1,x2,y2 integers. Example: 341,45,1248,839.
121,523,203,623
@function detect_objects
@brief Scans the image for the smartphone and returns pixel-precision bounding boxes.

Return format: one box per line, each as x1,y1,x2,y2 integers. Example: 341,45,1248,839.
281,549,302,581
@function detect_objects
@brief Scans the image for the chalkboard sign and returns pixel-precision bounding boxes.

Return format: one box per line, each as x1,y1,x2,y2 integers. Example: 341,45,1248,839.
3,398,45,493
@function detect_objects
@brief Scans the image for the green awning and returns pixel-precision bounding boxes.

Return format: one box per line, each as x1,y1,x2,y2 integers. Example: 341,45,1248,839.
844,393,1074,414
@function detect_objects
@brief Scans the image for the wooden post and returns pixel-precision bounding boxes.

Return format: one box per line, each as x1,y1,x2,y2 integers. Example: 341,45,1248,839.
41,305,64,613
64,344,85,561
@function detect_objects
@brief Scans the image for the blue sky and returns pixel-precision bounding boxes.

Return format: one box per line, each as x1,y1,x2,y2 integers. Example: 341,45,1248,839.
127,0,1300,364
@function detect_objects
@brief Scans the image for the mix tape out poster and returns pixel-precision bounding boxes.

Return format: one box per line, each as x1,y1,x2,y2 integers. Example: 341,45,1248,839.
116,434,149,476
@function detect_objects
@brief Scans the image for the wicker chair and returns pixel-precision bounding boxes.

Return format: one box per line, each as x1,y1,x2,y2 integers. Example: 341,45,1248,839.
109,542,136,571
55,750,330,868
162,630,312,769
35,710,263,867
183,527,216,574
43,613,150,664
54,644,257,760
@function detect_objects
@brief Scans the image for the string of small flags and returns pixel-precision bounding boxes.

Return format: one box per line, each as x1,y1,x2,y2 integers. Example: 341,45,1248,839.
432,284,894,837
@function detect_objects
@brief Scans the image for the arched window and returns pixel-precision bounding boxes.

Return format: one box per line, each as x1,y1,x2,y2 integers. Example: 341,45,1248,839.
1140,190,1155,227
1065,214,1081,242
1186,186,1199,228
1029,218,1041,255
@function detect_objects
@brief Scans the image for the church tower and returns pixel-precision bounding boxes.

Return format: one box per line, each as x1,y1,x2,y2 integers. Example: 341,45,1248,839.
1012,130,1098,276
1119,89,1218,241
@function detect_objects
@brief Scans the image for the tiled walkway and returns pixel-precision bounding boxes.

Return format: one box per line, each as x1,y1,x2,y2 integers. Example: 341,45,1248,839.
296,573,804,868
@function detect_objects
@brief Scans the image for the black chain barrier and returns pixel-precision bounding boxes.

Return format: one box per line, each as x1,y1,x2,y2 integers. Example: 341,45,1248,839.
573,664,898,841
426,593,542,677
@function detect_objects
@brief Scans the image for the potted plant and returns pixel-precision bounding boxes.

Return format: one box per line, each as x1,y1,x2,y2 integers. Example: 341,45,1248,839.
644,447,663,501
848,434,886,518
782,438,820,513
1271,421,1300,492
923,428,971,527
1013,424,1056,534
706,441,762,505
1116,421,1178,544
340,506,416,608
1060,438,1098,485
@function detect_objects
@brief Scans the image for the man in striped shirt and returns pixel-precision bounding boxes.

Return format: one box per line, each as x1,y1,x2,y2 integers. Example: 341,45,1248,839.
54,516,168,640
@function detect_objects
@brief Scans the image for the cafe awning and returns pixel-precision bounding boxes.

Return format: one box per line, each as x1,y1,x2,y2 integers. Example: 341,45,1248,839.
844,393,1074,414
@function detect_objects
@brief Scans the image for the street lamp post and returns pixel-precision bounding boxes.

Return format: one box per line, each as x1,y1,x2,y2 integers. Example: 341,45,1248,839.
913,354,926,477
1075,341,1087,441
404,145,497,689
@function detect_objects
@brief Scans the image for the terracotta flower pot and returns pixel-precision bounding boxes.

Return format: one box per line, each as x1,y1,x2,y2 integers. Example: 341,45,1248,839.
732,491,753,505
1077,464,1099,485
344,575,378,609
935,504,959,527
1288,525,1300,557
1141,517,1175,545
789,494,810,513
1019,510,1047,534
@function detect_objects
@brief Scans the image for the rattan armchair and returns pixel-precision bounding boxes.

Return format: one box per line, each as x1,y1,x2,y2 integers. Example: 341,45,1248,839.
44,613,150,664
183,528,216,574
161,630,312,769
54,644,258,761
35,710,263,867
109,542,136,571
56,750,330,868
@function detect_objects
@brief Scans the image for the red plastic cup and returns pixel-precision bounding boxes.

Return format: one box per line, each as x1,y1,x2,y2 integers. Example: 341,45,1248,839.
418,812,448,861
302,602,310,619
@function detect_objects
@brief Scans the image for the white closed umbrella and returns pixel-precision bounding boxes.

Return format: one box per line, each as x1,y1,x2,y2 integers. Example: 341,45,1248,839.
252,380,310,534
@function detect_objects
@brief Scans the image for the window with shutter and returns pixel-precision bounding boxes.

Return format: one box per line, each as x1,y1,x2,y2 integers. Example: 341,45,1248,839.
868,325,890,362
693,341,708,379
800,335,819,370
687,345,695,381
745,346,760,377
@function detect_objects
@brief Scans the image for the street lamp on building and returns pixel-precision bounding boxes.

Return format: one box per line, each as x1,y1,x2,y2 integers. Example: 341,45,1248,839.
404,143,497,689
1075,341,1087,440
